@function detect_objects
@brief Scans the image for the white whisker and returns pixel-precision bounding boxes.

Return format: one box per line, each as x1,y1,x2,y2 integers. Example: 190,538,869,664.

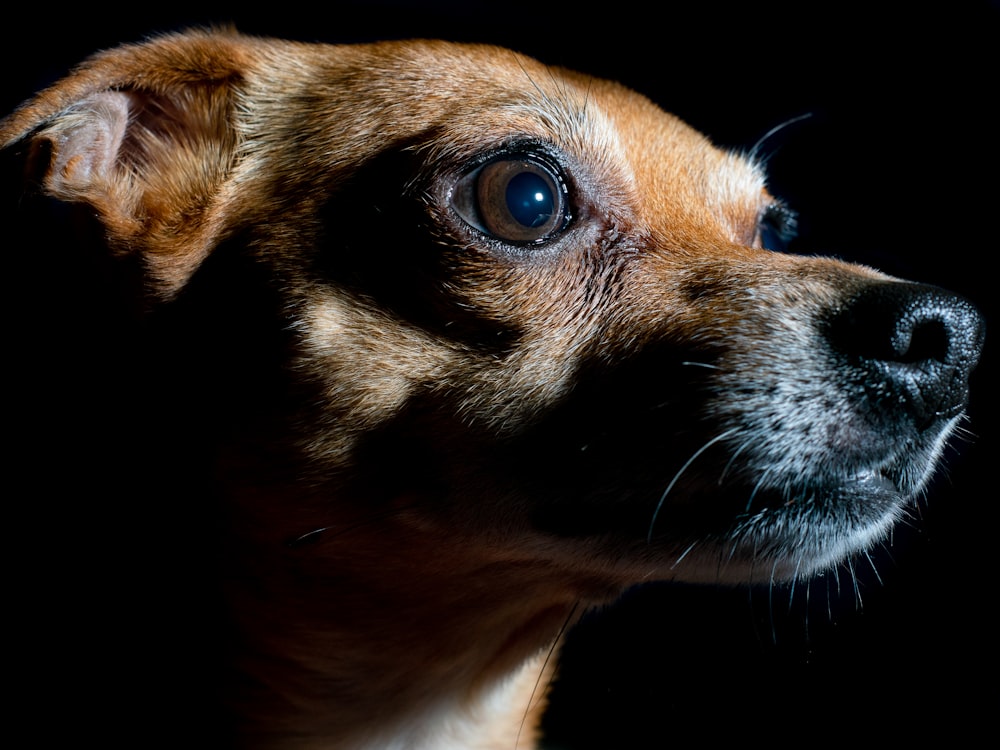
647,427,740,542
670,540,699,569
719,436,753,484
862,548,884,587
847,558,863,611
748,113,813,163
744,469,774,513
786,556,803,610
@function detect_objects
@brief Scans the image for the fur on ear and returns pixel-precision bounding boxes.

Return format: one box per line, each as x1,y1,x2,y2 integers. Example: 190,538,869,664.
0,30,248,299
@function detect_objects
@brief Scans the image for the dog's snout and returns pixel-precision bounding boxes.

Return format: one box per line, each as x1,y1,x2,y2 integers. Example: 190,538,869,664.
827,282,985,427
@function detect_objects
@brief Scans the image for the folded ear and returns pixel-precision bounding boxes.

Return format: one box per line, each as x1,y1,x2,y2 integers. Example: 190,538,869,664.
1,30,248,299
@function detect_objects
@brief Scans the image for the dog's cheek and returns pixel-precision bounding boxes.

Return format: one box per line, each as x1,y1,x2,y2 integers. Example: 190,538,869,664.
289,291,462,459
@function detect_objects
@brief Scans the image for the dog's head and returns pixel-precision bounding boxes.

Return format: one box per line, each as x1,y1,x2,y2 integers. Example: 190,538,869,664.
2,29,983,598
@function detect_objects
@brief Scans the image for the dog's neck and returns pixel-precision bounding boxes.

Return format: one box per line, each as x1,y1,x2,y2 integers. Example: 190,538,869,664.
339,655,554,750
220,482,581,749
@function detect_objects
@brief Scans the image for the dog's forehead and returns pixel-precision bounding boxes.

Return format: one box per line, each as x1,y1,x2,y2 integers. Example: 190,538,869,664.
279,40,768,238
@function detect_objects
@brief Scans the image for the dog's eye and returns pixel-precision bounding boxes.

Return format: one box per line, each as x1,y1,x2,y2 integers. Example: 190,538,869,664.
757,203,798,252
451,156,570,244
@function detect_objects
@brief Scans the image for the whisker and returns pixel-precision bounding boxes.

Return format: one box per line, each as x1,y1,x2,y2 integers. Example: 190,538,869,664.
744,468,774,513
719,436,753,484
825,569,834,622
511,51,551,106
647,427,740,542
285,507,407,548
847,557,863,612
748,113,813,164
516,601,581,749
767,558,781,645
671,540,699,569
803,573,811,643
862,548,884,587
787,557,803,613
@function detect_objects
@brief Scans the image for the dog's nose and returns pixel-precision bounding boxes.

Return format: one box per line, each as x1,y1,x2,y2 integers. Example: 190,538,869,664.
826,282,985,429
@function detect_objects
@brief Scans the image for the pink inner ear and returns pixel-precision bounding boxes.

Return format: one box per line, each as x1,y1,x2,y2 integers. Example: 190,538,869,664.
44,90,132,197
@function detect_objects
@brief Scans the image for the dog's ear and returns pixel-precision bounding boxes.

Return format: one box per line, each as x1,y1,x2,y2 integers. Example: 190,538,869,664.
0,30,248,299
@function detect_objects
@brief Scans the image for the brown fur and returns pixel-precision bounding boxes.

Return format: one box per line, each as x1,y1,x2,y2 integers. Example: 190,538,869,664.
2,29,984,749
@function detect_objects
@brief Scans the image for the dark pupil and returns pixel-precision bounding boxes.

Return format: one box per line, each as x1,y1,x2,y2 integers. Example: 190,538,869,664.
506,171,554,228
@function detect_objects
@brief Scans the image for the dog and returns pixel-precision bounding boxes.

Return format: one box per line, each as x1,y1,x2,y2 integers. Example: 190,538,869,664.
2,28,984,749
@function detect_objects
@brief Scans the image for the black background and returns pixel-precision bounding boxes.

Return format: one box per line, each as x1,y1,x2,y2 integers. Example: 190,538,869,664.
3,2,995,746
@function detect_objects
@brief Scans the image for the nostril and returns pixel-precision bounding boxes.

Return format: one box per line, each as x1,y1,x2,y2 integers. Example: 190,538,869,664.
894,317,949,364
829,282,983,367
826,281,985,427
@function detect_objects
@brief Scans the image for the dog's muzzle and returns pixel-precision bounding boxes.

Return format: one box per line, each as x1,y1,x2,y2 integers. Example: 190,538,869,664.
519,276,984,582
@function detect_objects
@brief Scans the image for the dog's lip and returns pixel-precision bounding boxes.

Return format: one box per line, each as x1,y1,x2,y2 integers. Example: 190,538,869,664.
697,469,909,581
768,470,904,515
839,471,899,496
719,469,905,535
724,469,903,514
721,471,904,530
